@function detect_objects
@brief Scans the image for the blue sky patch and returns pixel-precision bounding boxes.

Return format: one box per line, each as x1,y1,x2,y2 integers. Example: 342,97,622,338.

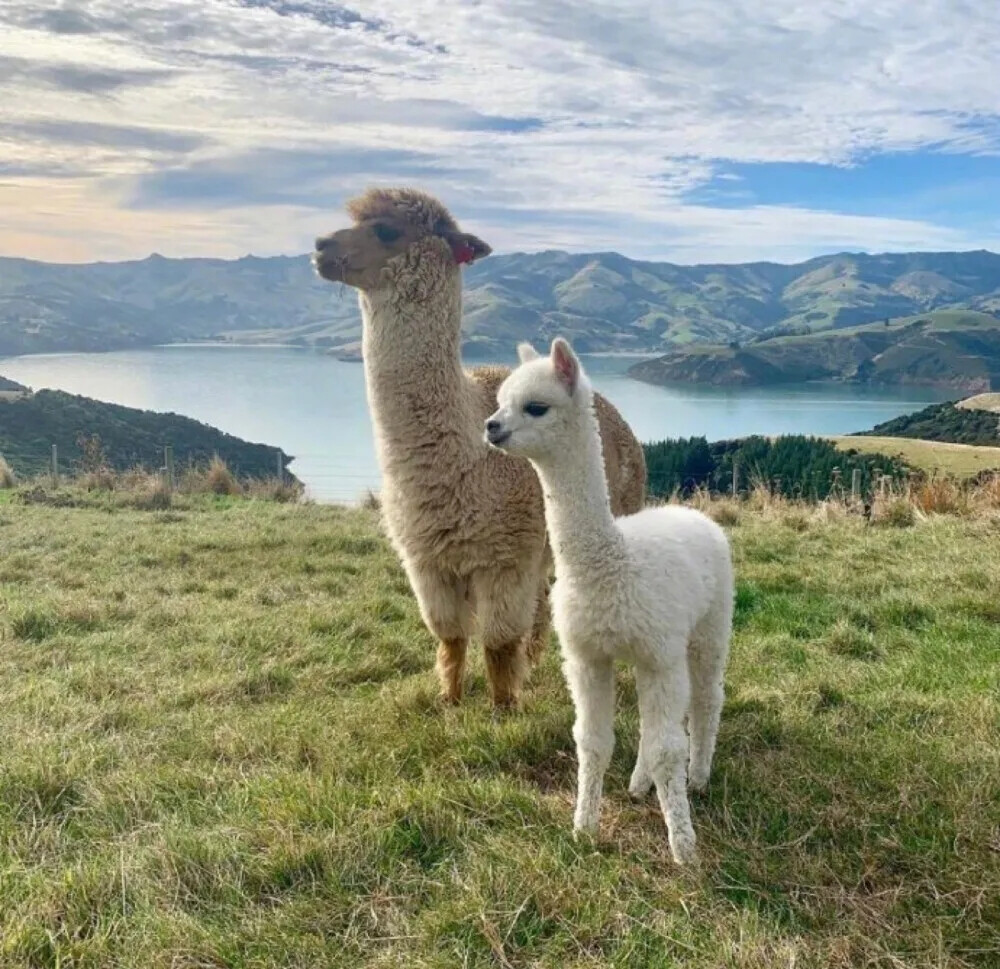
686,151,1000,235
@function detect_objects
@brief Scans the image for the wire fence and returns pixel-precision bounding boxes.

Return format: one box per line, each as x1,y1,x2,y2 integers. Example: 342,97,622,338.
24,443,991,507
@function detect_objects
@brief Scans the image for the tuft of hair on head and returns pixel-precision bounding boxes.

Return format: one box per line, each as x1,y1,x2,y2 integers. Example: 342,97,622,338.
517,342,541,364
550,337,580,394
345,186,492,266
346,186,458,234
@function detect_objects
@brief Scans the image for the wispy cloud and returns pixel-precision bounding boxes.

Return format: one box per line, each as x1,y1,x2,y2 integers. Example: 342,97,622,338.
2,119,208,153
0,55,176,94
0,0,998,262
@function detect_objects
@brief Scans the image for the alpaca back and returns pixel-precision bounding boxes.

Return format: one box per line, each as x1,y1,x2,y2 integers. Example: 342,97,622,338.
618,505,732,639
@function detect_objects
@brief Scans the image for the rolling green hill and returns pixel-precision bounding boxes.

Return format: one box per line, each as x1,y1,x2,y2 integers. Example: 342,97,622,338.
2,249,999,360
0,389,293,479
629,310,1000,391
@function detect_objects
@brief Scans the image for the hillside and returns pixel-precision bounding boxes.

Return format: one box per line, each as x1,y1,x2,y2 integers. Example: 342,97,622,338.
0,374,27,392
830,435,1000,477
629,310,1000,391
2,249,999,360
0,389,292,478
0,498,996,967
959,392,1000,413
856,400,1000,446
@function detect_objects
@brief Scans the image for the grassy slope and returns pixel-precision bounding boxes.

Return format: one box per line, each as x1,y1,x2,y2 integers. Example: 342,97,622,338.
0,500,998,968
960,393,1000,413
831,435,1000,477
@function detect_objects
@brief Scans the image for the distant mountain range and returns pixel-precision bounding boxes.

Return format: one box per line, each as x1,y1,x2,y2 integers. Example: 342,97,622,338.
1,249,999,386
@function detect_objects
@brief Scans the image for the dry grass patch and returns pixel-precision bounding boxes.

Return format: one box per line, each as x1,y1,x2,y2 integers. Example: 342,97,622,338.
830,434,1000,478
958,392,1000,413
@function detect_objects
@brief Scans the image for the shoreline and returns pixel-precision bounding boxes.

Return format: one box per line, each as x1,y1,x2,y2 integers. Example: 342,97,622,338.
0,344,967,397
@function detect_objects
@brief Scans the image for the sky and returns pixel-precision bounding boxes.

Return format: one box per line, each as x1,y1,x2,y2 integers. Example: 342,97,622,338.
1,0,999,264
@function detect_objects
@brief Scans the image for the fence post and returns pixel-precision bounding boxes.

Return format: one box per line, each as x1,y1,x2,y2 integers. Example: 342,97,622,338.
851,468,861,500
164,445,175,491
732,459,739,497
276,450,284,482
51,444,58,487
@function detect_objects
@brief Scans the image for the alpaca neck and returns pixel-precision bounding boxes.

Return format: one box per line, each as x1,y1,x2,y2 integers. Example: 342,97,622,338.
359,272,479,477
533,399,624,577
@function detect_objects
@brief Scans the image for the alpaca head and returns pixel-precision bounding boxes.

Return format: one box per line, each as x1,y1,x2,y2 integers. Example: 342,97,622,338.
485,338,592,460
313,187,491,291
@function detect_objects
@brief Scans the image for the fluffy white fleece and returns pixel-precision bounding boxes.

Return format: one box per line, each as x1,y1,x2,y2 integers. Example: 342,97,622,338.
487,338,734,864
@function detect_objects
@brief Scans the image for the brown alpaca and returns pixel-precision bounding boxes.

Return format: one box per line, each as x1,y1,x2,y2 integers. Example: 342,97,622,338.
314,188,646,709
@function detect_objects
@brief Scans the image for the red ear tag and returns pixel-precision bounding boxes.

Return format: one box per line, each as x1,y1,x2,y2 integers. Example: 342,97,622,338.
453,242,475,265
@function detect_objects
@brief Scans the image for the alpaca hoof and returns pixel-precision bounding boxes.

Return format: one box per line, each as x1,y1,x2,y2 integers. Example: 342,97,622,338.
573,820,599,841
490,700,519,721
437,692,462,708
669,832,699,866
628,773,653,802
688,773,709,794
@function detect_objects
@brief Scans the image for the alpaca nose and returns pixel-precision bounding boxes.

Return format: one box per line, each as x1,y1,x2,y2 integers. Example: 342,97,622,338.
315,235,335,252
485,419,511,446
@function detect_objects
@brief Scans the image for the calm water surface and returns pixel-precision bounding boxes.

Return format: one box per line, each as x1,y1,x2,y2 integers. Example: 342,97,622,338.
0,346,951,501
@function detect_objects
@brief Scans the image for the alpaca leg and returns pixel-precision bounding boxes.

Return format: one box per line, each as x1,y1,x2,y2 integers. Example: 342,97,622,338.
627,753,654,802
436,639,468,705
483,640,528,710
407,565,472,704
635,660,698,864
475,567,537,710
564,656,615,835
687,590,733,791
524,579,551,667
627,649,653,800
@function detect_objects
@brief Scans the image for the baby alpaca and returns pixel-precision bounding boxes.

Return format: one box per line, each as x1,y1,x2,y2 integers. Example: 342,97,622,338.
485,338,734,864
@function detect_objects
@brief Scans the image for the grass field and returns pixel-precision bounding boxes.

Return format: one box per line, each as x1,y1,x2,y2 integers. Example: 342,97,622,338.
1,495,998,967
831,435,1000,478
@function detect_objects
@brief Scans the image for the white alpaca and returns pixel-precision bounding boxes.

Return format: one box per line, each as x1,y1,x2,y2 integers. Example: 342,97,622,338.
485,338,734,864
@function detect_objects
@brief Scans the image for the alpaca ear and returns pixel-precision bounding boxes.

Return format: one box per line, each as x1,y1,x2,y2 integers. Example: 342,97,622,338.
551,337,579,394
517,342,540,364
440,230,492,265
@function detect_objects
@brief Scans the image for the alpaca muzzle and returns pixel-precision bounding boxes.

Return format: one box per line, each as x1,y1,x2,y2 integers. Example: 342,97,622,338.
485,419,511,447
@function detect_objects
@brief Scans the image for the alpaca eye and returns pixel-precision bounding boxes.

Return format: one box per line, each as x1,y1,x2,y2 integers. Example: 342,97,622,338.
373,224,401,244
524,402,549,417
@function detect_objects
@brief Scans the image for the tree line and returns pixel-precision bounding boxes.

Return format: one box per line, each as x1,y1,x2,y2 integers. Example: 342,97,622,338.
643,435,910,499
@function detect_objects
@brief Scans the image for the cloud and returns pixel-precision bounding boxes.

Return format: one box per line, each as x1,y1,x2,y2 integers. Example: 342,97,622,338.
0,0,998,262
1,120,207,153
0,55,175,95
120,146,464,207
234,0,447,52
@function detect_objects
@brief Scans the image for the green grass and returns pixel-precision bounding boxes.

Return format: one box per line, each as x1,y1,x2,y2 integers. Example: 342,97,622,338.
1,497,998,967
830,435,1000,477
